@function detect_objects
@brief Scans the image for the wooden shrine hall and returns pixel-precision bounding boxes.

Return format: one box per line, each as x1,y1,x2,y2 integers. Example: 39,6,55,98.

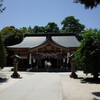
8,33,80,71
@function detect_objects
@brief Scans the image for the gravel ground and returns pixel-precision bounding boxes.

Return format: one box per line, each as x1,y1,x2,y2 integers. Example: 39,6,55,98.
0,67,33,91
61,71,100,100
0,67,100,100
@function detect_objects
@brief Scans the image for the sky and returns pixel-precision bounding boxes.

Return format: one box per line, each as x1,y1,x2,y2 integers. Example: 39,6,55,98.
0,0,100,30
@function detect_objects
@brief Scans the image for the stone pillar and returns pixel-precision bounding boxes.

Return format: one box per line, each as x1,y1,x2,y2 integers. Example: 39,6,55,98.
70,55,78,78
11,57,20,78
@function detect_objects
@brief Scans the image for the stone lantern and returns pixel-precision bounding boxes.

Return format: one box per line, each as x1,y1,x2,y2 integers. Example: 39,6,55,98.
11,54,21,78
70,54,78,78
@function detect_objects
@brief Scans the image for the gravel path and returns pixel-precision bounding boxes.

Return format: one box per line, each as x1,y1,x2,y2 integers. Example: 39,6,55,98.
0,68,62,100
0,67,100,100
61,72,100,100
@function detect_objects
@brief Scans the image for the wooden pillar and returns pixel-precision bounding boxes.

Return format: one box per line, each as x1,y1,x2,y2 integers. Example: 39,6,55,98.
70,54,78,78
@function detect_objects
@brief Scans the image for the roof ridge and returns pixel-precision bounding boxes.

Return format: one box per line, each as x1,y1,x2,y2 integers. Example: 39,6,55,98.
24,33,76,37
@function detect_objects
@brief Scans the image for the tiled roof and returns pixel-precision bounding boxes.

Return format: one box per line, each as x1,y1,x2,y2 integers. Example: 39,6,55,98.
8,34,80,49
52,36,80,48
8,37,46,48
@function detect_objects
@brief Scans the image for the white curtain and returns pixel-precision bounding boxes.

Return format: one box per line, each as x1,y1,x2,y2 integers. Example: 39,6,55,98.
63,58,65,63
67,52,70,64
29,53,32,65
33,58,35,63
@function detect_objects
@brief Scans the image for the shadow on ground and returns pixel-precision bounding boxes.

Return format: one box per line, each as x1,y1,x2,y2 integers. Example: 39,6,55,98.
0,77,8,83
80,78,100,84
11,77,23,79
76,77,100,84
92,98,100,100
92,92,100,97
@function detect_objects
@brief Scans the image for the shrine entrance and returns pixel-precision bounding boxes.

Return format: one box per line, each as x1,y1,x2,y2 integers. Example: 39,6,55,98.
30,51,68,72
15,40,72,71
42,57,57,68
8,33,79,72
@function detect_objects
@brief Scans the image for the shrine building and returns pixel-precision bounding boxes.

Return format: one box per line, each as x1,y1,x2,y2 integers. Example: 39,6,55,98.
8,33,80,71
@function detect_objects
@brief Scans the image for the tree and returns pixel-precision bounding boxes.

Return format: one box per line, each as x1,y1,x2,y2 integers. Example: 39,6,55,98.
33,23,60,34
75,29,100,79
0,33,7,69
33,26,45,33
20,26,34,34
45,22,60,33
74,0,100,9
20,27,29,34
1,26,23,46
61,16,85,34
27,26,34,33
1,26,23,66
0,0,6,13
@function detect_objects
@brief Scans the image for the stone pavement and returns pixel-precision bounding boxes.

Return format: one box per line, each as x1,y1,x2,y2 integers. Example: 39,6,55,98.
0,73,62,100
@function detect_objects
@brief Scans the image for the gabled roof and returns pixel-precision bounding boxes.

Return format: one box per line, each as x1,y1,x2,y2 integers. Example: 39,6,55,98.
52,36,80,48
8,33,80,49
8,37,46,48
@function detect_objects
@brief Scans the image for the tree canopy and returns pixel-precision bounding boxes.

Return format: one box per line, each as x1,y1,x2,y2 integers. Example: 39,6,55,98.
32,22,60,34
74,0,100,9
45,22,60,33
0,33,7,69
61,16,85,34
75,29,100,79
20,22,60,34
1,26,23,46
33,26,45,33
20,26,35,34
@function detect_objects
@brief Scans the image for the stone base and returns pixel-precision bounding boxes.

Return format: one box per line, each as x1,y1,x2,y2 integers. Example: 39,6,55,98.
11,72,20,78
70,72,78,79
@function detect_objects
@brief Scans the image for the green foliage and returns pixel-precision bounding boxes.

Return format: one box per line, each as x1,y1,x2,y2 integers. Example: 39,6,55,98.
20,27,29,34
20,22,60,34
33,22,59,34
45,22,60,33
1,26,23,46
75,29,100,78
20,26,45,34
61,16,85,34
0,33,7,69
20,26,34,34
19,16,86,34
28,26,34,33
74,0,100,9
33,26,45,33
